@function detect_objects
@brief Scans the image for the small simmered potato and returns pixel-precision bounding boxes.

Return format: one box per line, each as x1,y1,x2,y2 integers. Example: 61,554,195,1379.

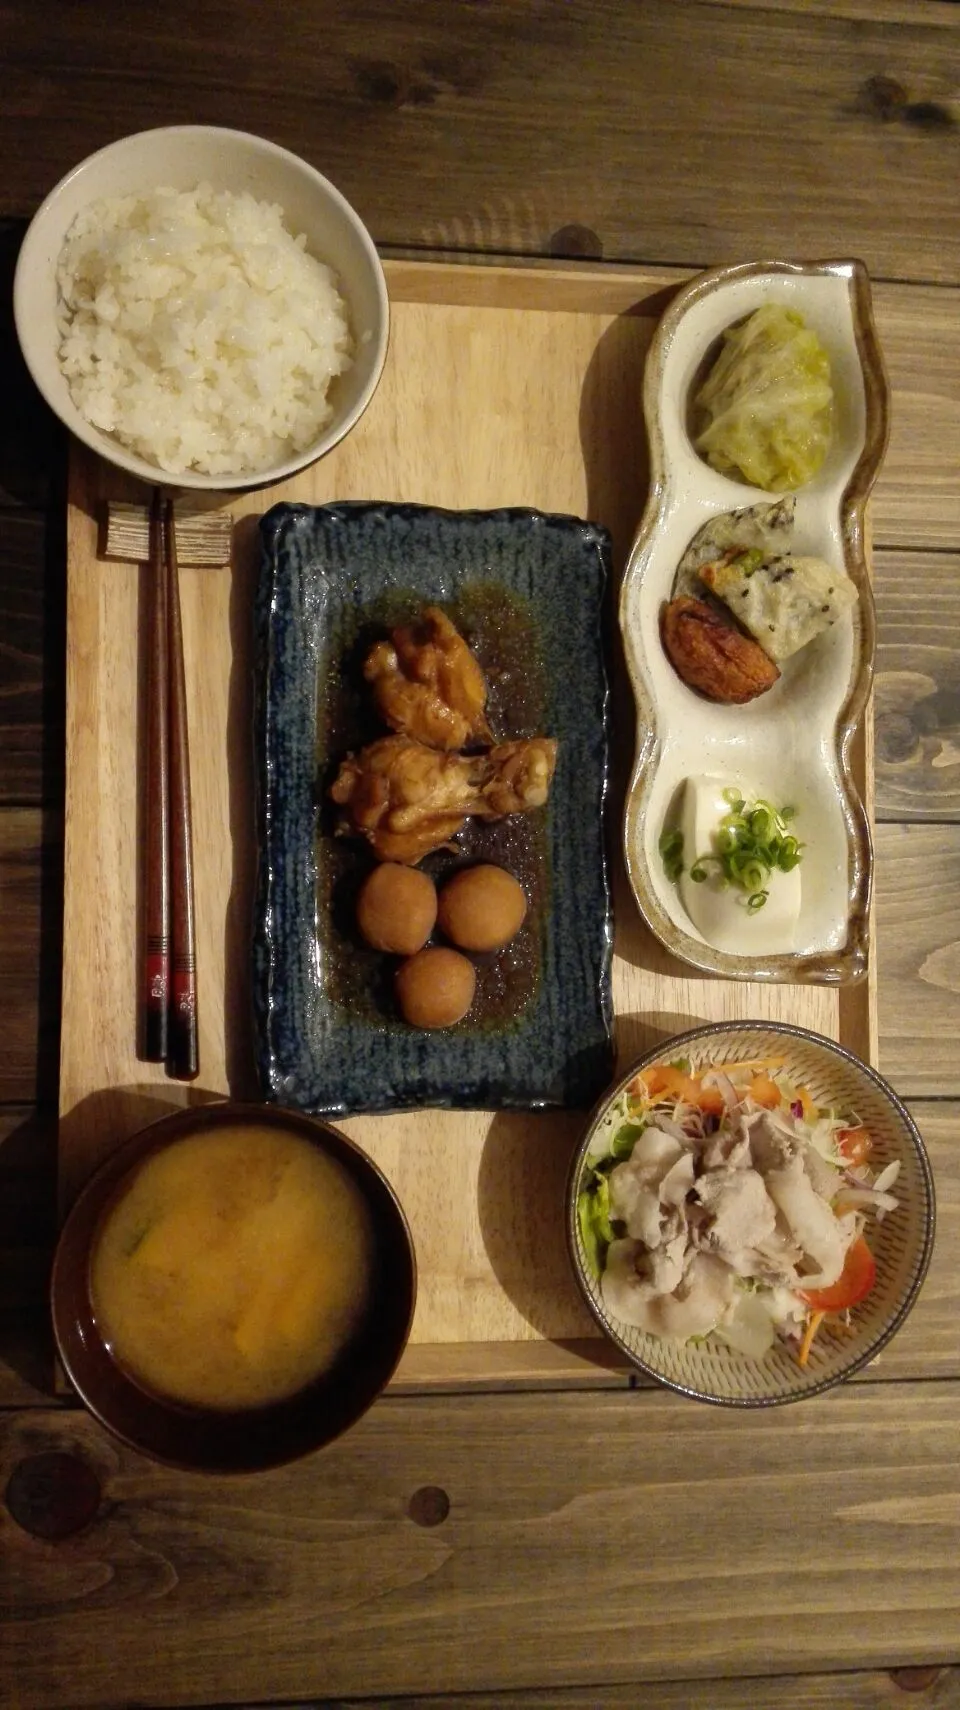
438,864,528,953
395,946,476,1029
356,863,437,955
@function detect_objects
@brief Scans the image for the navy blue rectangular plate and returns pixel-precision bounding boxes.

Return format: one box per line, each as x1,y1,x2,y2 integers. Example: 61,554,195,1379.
253,500,614,1115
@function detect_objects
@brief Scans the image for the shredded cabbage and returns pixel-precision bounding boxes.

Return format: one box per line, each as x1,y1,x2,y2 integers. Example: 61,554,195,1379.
693,304,835,492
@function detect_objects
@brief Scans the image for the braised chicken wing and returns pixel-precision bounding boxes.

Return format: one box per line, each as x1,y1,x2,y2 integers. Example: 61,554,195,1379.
329,734,558,864
363,606,493,751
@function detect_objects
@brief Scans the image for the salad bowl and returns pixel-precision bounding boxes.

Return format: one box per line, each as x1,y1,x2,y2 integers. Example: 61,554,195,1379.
567,1021,935,1406
620,259,890,984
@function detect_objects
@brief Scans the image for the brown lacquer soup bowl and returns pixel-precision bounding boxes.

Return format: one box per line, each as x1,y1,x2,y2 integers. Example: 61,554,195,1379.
52,1101,417,1472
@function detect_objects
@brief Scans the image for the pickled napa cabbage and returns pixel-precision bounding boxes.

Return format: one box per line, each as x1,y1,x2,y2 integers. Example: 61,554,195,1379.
693,304,835,492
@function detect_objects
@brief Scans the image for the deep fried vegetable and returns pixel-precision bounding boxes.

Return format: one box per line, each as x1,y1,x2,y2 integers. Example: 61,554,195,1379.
661,596,781,704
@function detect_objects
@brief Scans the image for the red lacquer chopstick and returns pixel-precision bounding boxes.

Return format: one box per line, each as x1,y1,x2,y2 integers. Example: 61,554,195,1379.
141,490,171,1062
164,498,199,1081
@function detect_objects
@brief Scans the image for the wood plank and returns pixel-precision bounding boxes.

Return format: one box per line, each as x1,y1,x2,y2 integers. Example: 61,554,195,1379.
0,1104,56,1250
0,1106,57,1407
870,285,960,551
391,1338,630,1393
5,1385,960,1706
266,1667,960,1710
0,220,64,512
710,0,960,21
3,3,960,286
846,1103,960,1382
876,825,960,1096
874,550,960,821
0,508,65,806
0,808,61,1103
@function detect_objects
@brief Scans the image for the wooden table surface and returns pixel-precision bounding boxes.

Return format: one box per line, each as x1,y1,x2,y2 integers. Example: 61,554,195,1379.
2,3,959,1707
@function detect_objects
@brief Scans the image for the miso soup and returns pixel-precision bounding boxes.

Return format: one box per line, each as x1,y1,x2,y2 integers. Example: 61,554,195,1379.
90,1124,374,1411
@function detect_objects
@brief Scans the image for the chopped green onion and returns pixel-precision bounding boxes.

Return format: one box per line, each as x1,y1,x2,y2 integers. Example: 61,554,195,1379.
659,826,685,882
691,794,803,909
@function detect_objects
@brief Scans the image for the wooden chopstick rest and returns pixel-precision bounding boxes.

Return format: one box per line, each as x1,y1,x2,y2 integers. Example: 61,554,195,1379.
100,500,233,567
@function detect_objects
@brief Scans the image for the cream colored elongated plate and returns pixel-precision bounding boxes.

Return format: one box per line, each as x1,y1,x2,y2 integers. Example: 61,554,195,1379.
620,259,889,984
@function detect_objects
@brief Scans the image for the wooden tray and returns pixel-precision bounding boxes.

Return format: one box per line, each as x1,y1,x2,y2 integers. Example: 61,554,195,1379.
59,257,876,1391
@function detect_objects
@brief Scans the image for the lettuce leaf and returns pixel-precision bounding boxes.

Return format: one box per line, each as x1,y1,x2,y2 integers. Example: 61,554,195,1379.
693,304,834,492
577,1173,615,1279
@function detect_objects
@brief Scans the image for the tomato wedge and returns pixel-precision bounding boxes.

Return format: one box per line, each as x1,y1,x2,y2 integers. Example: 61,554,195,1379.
837,1125,872,1166
799,1235,876,1312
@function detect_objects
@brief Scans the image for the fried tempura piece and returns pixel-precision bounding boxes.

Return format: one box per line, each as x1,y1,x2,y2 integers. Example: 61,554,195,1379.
363,606,493,751
329,734,558,864
661,595,780,705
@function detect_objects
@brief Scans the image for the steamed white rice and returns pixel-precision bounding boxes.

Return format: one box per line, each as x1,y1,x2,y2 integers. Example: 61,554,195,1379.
55,183,354,476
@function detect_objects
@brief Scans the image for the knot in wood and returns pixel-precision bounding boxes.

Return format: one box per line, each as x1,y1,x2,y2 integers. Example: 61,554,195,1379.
407,1485,451,1527
5,1451,102,1540
549,224,604,261
876,710,919,765
858,75,908,121
888,1665,945,1693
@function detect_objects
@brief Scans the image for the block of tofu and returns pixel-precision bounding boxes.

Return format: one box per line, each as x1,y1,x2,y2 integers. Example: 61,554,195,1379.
698,552,858,663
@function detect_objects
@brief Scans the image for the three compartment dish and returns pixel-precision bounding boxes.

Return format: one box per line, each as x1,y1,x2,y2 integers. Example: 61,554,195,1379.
620,259,890,983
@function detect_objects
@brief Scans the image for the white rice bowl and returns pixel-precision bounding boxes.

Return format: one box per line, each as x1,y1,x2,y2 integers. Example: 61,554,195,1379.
55,183,355,478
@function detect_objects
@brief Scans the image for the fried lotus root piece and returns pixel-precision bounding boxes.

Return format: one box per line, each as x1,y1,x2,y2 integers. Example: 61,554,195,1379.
661,595,780,705
363,606,493,751
329,734,558,864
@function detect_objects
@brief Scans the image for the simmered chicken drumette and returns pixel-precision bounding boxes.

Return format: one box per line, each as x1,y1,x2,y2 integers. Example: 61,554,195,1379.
329,734,558,864
363,606,493,752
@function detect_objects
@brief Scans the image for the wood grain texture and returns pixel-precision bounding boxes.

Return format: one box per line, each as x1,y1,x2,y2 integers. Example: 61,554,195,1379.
5,1386,960,1707
0,221,63,512
0,1105,57,1406
876,825,960,1096
874,550,960,821
847,1104,959,1382
58,265,870,1383
0,507,64,806
0,808,60,1102
3,2,960,286
270,1669,960,1710
871,284,960,551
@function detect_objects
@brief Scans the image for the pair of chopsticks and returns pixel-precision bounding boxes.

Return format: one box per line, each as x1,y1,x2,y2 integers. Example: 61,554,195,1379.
142,490,198,1080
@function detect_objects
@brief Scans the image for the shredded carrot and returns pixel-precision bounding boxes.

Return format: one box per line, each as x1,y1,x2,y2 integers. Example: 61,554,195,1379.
629,1064,729,1117
628,1058,814,1119
748,1073,782,1109
630,1064,697,1103
797,1310,826,1368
